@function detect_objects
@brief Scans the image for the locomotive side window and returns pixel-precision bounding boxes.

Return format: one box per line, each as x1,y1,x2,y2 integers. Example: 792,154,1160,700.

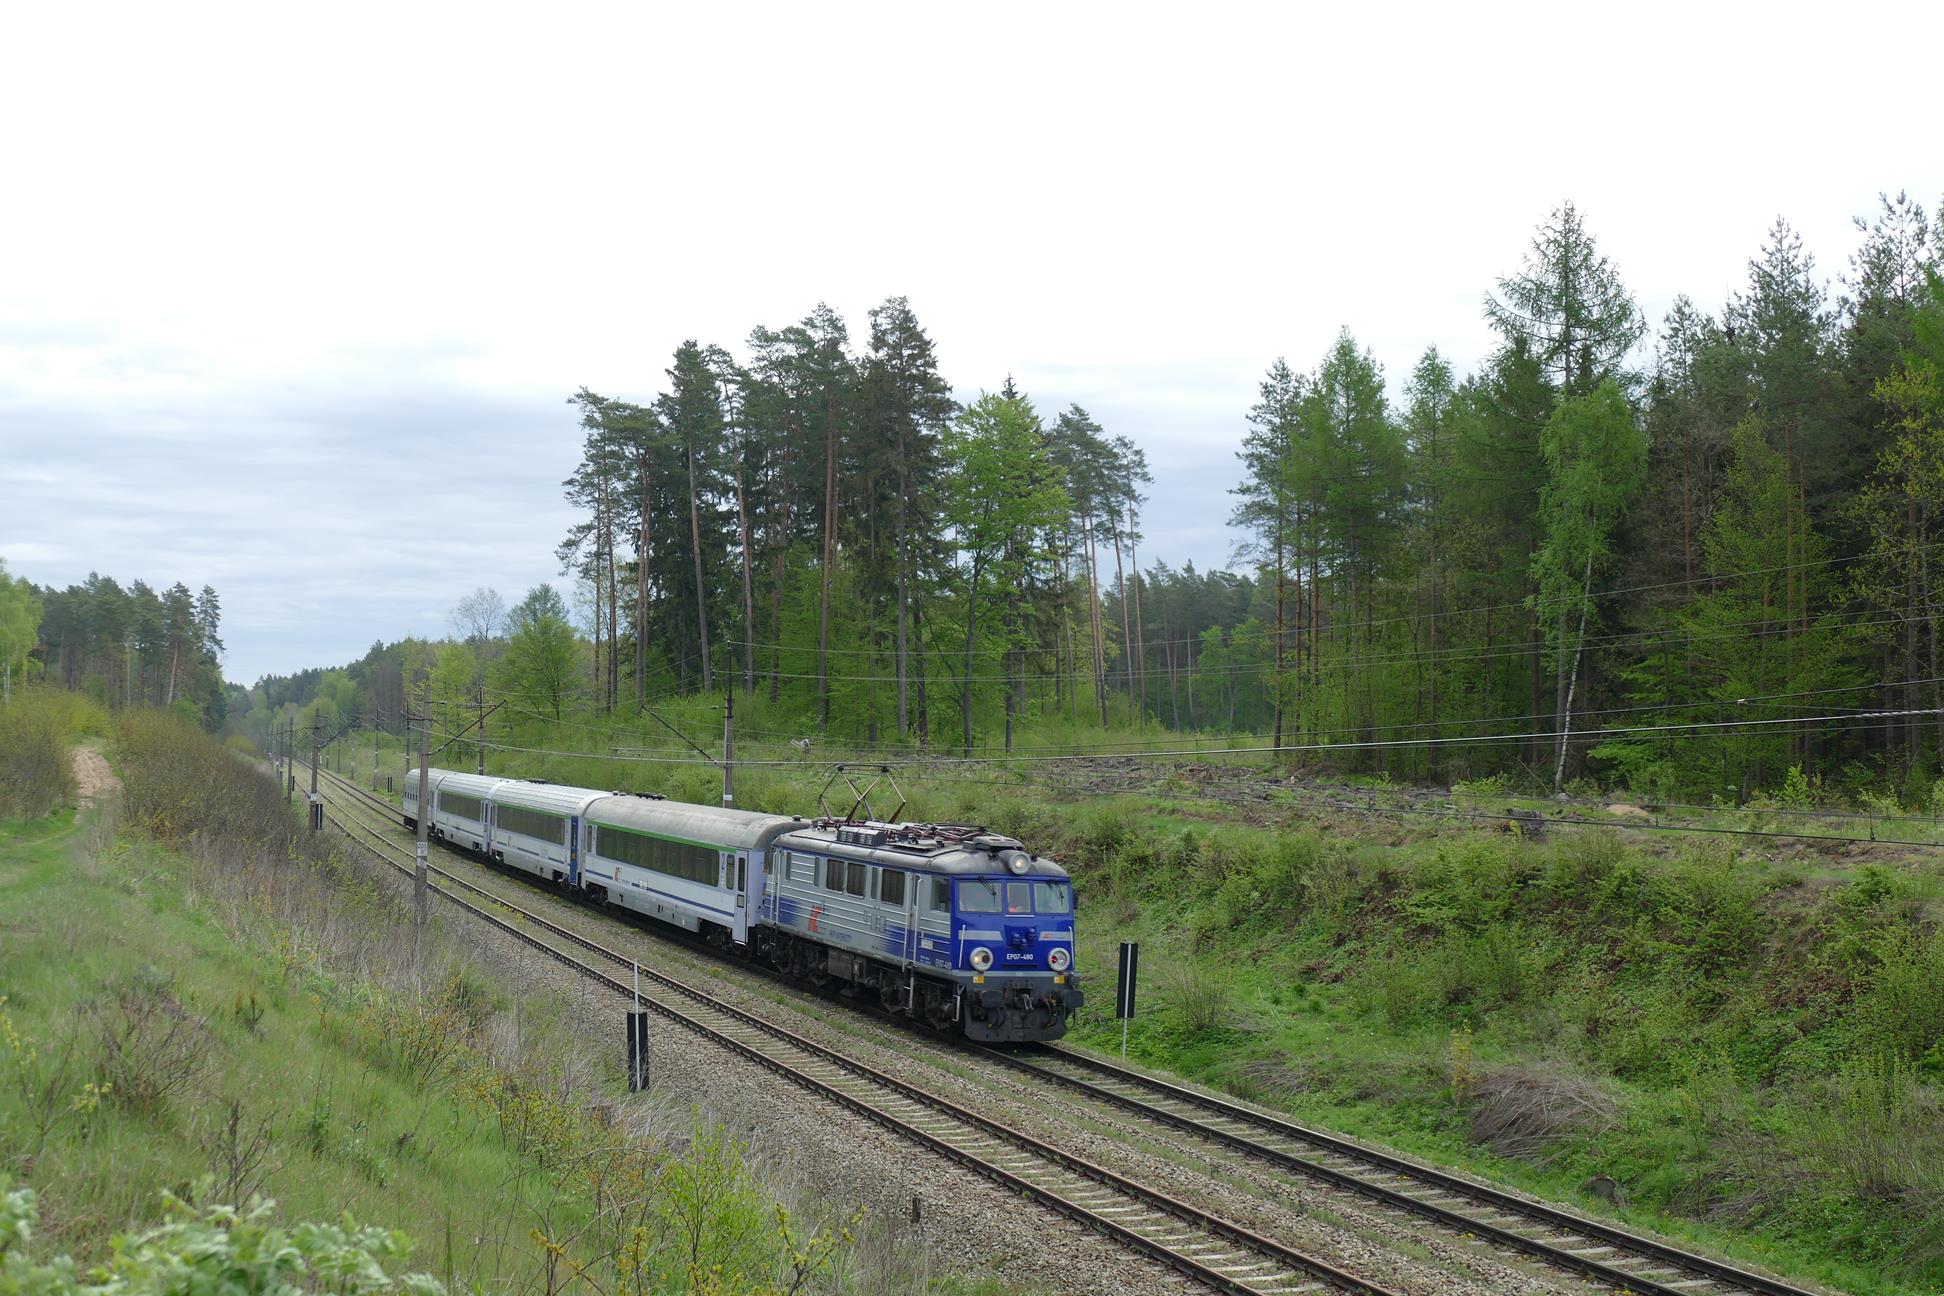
846,861,868,896
825,859,844,892
878,868,905,906
1032,882,1071,913
959,880,1001,912
1005,882,1032,914
928,878,951,912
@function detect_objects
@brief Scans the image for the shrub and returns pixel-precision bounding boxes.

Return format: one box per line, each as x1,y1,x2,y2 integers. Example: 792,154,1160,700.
1466,1063,1619,1160
89,968,215,1115
0,1180,444,1296
1854,931,1944,1067
1354,953,1438,1028
0,689,81,818
1162,962,1237,1036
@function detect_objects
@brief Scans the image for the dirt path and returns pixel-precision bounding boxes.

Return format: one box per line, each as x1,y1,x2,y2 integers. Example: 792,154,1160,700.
72,743,119,805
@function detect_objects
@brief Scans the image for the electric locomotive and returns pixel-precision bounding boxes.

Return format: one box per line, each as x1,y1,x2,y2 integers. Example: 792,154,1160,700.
401,769,1083,1043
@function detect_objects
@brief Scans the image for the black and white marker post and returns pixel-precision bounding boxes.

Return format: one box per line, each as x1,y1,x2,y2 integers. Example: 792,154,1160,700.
1116,940,1139,1061
627,960,650,1092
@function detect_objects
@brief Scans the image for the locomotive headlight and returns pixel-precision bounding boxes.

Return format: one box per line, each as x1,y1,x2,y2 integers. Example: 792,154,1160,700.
969,946,994,972
1005,853,1030,875
1048,947,1071,972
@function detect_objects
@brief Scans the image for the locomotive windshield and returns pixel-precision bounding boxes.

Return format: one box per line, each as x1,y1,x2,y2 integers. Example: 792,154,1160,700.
1033,882,1071,913
956,878,1071,915
959,880,1001,912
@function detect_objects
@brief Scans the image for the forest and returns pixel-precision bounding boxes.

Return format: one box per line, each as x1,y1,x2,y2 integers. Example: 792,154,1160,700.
2,562,227,725
503,192,1944,801
15,191,1944,805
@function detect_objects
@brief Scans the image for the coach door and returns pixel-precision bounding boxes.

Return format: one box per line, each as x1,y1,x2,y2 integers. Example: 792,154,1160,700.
731,851,750,944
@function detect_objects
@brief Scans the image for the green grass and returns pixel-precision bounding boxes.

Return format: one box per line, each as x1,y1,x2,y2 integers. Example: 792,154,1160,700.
0,718,896,1296
0,812,590,1289
1051,816,1944,1295
309,696,1944,1292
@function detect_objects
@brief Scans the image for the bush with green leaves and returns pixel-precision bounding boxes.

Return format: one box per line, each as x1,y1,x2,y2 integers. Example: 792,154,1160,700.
0,1179,442,1296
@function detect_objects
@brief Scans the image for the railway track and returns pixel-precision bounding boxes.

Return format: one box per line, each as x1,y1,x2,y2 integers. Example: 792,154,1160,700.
298,763,1397,1296
985,1047,1815,1296
304,763,1824,1296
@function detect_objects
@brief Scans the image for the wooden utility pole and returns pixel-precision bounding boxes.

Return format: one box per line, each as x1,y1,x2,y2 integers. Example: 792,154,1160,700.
414,698,431,930
721,680,735,807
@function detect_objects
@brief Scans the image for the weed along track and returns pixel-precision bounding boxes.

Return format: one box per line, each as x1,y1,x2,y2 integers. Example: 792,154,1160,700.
986,1048,1821,1296
302,765,1397,1296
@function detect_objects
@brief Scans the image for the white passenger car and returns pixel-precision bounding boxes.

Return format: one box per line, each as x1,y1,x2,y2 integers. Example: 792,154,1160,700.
480,778,606,885
582,796,804,942
427,772,508,854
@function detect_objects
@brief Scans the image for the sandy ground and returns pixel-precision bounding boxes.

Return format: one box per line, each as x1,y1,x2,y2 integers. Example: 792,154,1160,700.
72,743,119,805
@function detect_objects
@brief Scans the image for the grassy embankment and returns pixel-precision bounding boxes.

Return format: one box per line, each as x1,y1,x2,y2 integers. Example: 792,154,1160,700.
2,703,1024,1295
1045,801,1944,1296
381,703,1944,1296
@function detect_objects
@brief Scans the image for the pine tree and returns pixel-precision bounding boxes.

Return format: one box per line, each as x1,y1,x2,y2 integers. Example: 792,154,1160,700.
1485,201,1645,397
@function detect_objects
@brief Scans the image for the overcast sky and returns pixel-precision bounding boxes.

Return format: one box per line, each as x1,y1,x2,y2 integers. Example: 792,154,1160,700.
4,2,1940,686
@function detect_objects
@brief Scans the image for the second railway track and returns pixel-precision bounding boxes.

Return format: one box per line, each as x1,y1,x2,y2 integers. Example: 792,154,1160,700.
303,762,1827,1296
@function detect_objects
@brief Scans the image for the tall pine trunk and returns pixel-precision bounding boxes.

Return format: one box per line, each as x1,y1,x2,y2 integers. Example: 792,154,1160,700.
1127,497,1146,718
818,408,836,730
1085,515,1108,726
735,459,755,694
687,442,712,695
895,455,911,736
961,554,984,756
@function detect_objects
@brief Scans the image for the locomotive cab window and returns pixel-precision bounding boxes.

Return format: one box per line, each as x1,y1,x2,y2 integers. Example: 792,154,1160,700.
1032,882,1071,914
878,868,905,906
928,878,951,912
1005,882,1032,914
958,880,1001,913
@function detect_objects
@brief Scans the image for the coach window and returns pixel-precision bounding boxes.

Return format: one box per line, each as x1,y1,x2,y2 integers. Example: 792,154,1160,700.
929,878,951,912
959,880,1001,913
824,858,843,893
1004,882,1031,915
846,861,868,897
878,868,905,907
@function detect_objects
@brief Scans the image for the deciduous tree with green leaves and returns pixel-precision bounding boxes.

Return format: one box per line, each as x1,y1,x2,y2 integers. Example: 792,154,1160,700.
1531,379,1646,788
941,392,1070,755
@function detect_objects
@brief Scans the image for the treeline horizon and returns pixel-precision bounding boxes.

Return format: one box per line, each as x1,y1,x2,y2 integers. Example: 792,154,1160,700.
4,563,226,724
20,189,1944,805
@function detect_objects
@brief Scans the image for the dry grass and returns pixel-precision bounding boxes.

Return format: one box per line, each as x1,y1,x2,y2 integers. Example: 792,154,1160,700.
1466,1063,1620,1161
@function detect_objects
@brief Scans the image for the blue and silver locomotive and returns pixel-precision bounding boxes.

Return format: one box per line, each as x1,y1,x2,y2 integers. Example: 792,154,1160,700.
403,769,1083,1043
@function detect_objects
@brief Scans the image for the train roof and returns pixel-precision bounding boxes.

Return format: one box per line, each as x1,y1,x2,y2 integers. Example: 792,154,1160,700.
490,778,609,816
426,771,508,799
776,821,1070,879
587,795,807,851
